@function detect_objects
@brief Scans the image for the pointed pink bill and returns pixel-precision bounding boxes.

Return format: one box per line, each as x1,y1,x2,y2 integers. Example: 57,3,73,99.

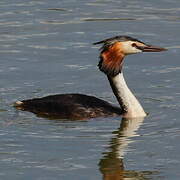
141,45,167,52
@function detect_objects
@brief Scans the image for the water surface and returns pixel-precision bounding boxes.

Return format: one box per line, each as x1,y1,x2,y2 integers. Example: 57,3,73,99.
0,0,180,179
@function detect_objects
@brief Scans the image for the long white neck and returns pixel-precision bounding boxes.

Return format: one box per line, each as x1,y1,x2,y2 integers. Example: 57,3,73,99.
108,72,147,118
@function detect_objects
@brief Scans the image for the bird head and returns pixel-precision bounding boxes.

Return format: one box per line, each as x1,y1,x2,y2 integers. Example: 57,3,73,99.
94,36,167,76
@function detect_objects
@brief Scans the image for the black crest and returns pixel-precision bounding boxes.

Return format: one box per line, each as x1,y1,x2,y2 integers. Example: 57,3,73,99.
93,35,143,52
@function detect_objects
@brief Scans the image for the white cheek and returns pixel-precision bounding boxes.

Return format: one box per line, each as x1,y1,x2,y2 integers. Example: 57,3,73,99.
122,41,142,55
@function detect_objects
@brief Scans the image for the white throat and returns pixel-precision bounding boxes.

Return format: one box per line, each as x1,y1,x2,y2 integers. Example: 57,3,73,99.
108,72,147,118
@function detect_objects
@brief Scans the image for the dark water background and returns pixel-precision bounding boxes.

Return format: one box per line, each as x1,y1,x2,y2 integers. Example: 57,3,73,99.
0,0,180,179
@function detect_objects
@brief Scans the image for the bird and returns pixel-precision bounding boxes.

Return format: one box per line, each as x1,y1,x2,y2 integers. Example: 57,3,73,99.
14,36,167,120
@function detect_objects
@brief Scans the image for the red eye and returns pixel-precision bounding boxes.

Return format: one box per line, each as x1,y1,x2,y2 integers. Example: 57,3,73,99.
132,43,137,47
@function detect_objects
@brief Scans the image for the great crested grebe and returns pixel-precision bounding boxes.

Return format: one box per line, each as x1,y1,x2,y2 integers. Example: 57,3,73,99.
15,36,166,119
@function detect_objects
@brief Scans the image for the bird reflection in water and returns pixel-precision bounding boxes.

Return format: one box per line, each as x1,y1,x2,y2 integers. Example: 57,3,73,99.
99,117,155,180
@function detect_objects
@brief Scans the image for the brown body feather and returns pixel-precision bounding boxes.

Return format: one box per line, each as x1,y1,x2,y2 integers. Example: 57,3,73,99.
16,94,121,120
